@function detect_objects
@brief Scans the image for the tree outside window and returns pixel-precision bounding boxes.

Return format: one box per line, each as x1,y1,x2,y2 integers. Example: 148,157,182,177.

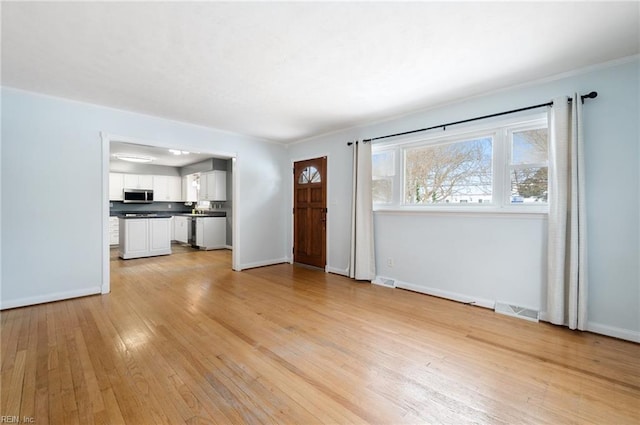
510,128,548,203
405,137,493,204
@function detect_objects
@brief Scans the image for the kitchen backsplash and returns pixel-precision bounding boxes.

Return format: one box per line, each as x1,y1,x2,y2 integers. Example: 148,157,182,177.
110,201,193,214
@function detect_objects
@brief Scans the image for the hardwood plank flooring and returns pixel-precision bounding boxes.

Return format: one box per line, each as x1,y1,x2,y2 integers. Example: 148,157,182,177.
2,249,639,424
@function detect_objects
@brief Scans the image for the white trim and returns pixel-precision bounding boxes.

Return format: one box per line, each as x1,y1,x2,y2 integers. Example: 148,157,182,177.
1,287,102,310
374,209,548,220
101,132,111,294
326,265,349,276
392,279,495,310
224,245,233,250
539,312,639,343
586,322,640,343
231,157,240,271
237,258,289,271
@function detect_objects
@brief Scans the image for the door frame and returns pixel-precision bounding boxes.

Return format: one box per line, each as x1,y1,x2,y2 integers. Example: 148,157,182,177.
290,154,330,271
101,132,239,294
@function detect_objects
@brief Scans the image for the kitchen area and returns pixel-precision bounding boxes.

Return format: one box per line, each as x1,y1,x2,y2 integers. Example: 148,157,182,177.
108,141,232,260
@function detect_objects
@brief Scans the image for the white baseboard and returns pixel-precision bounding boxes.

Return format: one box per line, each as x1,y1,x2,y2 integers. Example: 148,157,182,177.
394,280,495,310
224,245,233,250
586,322,640,343
530,312,640,343
237,257,289,271
1,286,102,310
326,265,349,276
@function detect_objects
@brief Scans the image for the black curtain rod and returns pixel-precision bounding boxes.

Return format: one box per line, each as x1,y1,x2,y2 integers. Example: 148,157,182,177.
348,91,597,145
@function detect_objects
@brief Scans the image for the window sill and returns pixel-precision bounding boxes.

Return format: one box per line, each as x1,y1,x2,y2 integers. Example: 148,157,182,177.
373,206,548,219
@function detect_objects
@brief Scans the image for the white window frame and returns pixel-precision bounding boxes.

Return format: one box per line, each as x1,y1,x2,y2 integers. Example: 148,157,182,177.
372,113,548,214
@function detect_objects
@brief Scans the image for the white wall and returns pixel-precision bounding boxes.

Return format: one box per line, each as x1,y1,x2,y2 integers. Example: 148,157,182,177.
1,88,290,309
287,57,640,342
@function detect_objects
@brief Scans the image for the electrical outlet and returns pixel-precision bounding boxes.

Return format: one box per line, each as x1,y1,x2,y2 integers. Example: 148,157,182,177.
387,258,394,268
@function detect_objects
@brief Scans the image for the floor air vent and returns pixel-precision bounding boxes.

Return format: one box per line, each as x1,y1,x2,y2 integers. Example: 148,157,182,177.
374,278,396,288
494,302,539,322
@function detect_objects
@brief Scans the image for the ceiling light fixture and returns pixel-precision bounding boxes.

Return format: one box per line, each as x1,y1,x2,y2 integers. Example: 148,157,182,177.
169,149,190,155
114,154,153,163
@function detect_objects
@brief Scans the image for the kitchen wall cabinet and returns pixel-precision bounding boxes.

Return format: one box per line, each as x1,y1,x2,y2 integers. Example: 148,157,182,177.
194,217,226,249
109,173,124,200
182,174,198,202
123,174,153,190
173,216,190,244
153,175,182,201
119,218,171,259
198,171,226,201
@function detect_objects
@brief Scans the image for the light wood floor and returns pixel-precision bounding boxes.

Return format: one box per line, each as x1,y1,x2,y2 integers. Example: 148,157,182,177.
2,249,639,424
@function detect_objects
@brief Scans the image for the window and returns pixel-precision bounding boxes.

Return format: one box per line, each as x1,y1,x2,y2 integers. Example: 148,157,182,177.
509,128,548,204
372,114,548,212
405,136,493,204
299,166,321,184
372,150,395,203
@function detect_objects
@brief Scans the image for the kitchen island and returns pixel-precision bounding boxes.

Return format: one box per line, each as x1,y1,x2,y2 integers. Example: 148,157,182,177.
118,214,172,259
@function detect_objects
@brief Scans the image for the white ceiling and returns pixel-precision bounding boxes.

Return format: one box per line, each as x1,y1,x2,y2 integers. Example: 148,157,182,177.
110,141,220,167
2,2,639,144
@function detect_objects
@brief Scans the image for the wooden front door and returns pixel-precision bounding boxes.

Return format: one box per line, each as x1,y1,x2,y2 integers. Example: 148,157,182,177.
294,157,327,268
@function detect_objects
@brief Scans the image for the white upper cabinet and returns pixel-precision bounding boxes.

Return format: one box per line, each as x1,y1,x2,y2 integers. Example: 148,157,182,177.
123,174,153,190
168,176,182,201
111,173,183,201
198,171,226,201
182,174,198,202
153,175,182,201
109,173,124,200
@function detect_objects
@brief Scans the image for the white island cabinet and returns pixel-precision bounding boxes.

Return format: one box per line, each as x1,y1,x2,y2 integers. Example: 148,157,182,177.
119,217,172,259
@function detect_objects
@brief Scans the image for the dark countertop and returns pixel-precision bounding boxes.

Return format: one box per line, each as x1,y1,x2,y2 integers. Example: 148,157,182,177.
111,212,226,218
117,214,174,219
179,212,226,218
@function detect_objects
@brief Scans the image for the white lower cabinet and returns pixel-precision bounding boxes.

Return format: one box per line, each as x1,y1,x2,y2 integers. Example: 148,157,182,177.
109,216,119,245
119,218,172,259
149,219,171,255
173,216,190,244
194,217,226,250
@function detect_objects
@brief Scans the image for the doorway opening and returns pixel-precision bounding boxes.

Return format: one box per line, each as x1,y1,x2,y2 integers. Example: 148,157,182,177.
101,133,239,294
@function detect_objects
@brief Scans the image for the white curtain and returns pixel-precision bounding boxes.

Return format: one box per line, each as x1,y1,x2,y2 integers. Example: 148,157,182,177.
349,141,376,281
546,94,588,330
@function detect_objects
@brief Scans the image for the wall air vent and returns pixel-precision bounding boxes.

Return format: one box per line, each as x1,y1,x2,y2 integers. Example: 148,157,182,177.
494,302,539,322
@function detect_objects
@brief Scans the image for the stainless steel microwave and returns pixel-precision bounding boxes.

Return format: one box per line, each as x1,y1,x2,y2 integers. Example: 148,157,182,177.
123,188,154,203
